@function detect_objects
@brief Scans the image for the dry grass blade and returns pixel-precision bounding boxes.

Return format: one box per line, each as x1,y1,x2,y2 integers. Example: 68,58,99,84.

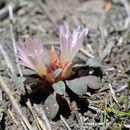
120,0,130,17
124,124,130,128
73,110,83,130
8,5,17,54
26,100,47,130
0,1,19,20
7,109,19,126
34,104,52,130
109,83,118,103
80,48,95,58
20,120,28,130
0,44,16,79
36,117,47,130
36,0,59,34
88,106,105,114
8,4,23,76
0,89,3,123
60,115,72,130
0,75,33,130
101,118,116,130
99,42,114,62
84,122,105,127
116,84,128,93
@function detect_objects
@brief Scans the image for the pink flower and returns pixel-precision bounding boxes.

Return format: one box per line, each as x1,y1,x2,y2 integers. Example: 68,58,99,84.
60,22,88,66
17,38,50,77
16,23,88,82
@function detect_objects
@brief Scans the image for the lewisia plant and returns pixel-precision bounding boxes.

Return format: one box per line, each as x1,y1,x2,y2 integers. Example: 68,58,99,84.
17,23,88,83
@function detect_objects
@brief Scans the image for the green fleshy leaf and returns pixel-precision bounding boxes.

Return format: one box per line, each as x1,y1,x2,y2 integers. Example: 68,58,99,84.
43,94,59,120
53,81,65,95
66,77,87,96
54,68,62,79
66,76,101,96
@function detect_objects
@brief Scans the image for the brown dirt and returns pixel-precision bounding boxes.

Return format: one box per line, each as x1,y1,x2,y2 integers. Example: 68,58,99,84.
0,0,130,130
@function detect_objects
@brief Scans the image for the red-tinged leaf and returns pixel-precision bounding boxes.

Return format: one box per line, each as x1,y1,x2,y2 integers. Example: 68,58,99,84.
62,63,73,79
53,81,65,95
45,73,55,83
43,94,59,120
66,76,101,96
50,46,59,64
